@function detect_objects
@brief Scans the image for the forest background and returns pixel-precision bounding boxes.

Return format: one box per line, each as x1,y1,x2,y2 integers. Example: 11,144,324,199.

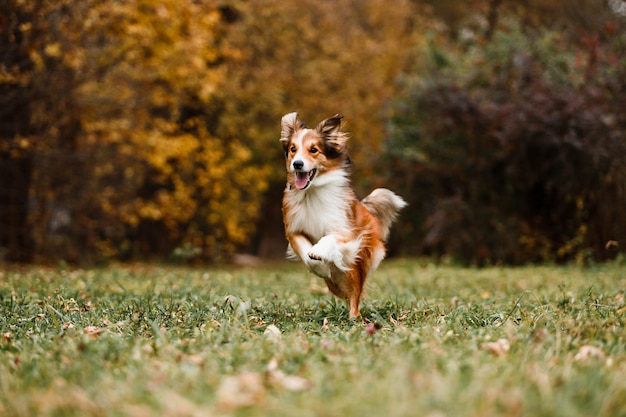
1,0,625,266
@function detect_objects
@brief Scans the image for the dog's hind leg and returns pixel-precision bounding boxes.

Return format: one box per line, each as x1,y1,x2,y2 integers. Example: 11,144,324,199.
348,295,361,319
346,268,365,318
323,267,365,319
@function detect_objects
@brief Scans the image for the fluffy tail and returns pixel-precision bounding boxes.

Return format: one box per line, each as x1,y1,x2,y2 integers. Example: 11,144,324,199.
361,188,407,242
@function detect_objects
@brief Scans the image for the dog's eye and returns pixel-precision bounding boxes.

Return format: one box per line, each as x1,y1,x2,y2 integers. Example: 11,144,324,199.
310,147,318,154
290,146,297,153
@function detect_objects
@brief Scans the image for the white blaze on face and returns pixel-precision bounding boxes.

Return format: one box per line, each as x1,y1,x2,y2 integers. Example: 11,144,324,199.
290,129,318,190
290,129,310,172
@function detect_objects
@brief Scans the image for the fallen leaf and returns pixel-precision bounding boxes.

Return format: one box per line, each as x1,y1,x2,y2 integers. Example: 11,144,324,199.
482,338,511,357
275,373,311,391
217,372,265,411
266,359,311,392
84,326,102,337
263,324,282,342
182,354,204,366
574,345,605,362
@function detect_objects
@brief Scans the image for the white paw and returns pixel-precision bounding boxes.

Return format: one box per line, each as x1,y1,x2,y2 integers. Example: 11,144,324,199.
308,236,348,271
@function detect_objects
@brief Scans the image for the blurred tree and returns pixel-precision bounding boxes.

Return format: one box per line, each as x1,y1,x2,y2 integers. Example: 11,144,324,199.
214,0,430,257
3,0,429,263
216,0,432,180
65,0,268,261
386,16,626,264
0,0,84,262
1,0,267,263
3,0,623,264
422,0,617,41
0,1,34,262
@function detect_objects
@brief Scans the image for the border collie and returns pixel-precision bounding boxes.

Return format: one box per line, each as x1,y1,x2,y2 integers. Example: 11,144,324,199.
280,112,406,318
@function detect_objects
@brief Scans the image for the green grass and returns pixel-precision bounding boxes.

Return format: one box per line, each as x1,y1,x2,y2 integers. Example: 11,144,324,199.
1,260,625,416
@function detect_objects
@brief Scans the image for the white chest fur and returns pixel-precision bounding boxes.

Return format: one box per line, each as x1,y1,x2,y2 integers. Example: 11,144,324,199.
284,170,351,243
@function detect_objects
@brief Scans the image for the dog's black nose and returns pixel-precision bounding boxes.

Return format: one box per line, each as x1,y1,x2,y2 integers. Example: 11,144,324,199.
293,160,304,170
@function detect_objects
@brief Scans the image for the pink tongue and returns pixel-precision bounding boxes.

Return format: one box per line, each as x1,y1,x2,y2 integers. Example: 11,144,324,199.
295,172,309,189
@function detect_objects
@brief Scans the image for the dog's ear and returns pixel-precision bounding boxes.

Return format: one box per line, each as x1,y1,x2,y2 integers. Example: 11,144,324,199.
316,114,343,136
280,112,303,151
317,114,347,155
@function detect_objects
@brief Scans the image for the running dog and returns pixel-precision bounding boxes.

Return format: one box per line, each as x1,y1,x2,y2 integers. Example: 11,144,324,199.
280,112,406,318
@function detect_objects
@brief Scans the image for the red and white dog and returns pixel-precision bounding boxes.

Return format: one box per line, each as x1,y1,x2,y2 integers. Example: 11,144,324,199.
280,112,406,318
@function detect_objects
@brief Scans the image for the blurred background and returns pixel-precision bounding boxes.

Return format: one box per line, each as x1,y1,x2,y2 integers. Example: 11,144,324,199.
1,0,625,266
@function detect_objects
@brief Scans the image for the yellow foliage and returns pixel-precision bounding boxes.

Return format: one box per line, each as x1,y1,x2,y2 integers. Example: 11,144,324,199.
215,0,431,183
35,0,426,261
67,0,269,260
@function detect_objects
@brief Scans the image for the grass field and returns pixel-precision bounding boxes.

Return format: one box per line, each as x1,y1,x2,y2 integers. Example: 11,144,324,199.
1,260,625,417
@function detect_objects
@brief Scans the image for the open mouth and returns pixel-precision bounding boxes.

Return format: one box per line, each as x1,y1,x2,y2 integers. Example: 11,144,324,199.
294,168,317,190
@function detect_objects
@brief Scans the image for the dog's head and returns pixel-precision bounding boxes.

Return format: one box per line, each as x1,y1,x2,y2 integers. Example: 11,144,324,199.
280,112,349,190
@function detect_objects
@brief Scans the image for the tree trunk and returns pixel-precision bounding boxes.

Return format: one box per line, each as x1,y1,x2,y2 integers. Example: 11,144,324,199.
0,153,34,262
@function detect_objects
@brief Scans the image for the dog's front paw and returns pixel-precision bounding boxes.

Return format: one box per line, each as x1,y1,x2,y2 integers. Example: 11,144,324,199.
308,251,322,261
309,236,349,271
308,247,339,266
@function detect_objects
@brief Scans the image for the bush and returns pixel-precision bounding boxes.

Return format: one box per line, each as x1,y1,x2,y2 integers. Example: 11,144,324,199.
386,21,626,264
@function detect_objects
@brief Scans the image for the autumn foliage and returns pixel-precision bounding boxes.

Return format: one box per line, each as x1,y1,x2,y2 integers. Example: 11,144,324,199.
1,0,625,264
2,0,268,262
386,18,626,264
